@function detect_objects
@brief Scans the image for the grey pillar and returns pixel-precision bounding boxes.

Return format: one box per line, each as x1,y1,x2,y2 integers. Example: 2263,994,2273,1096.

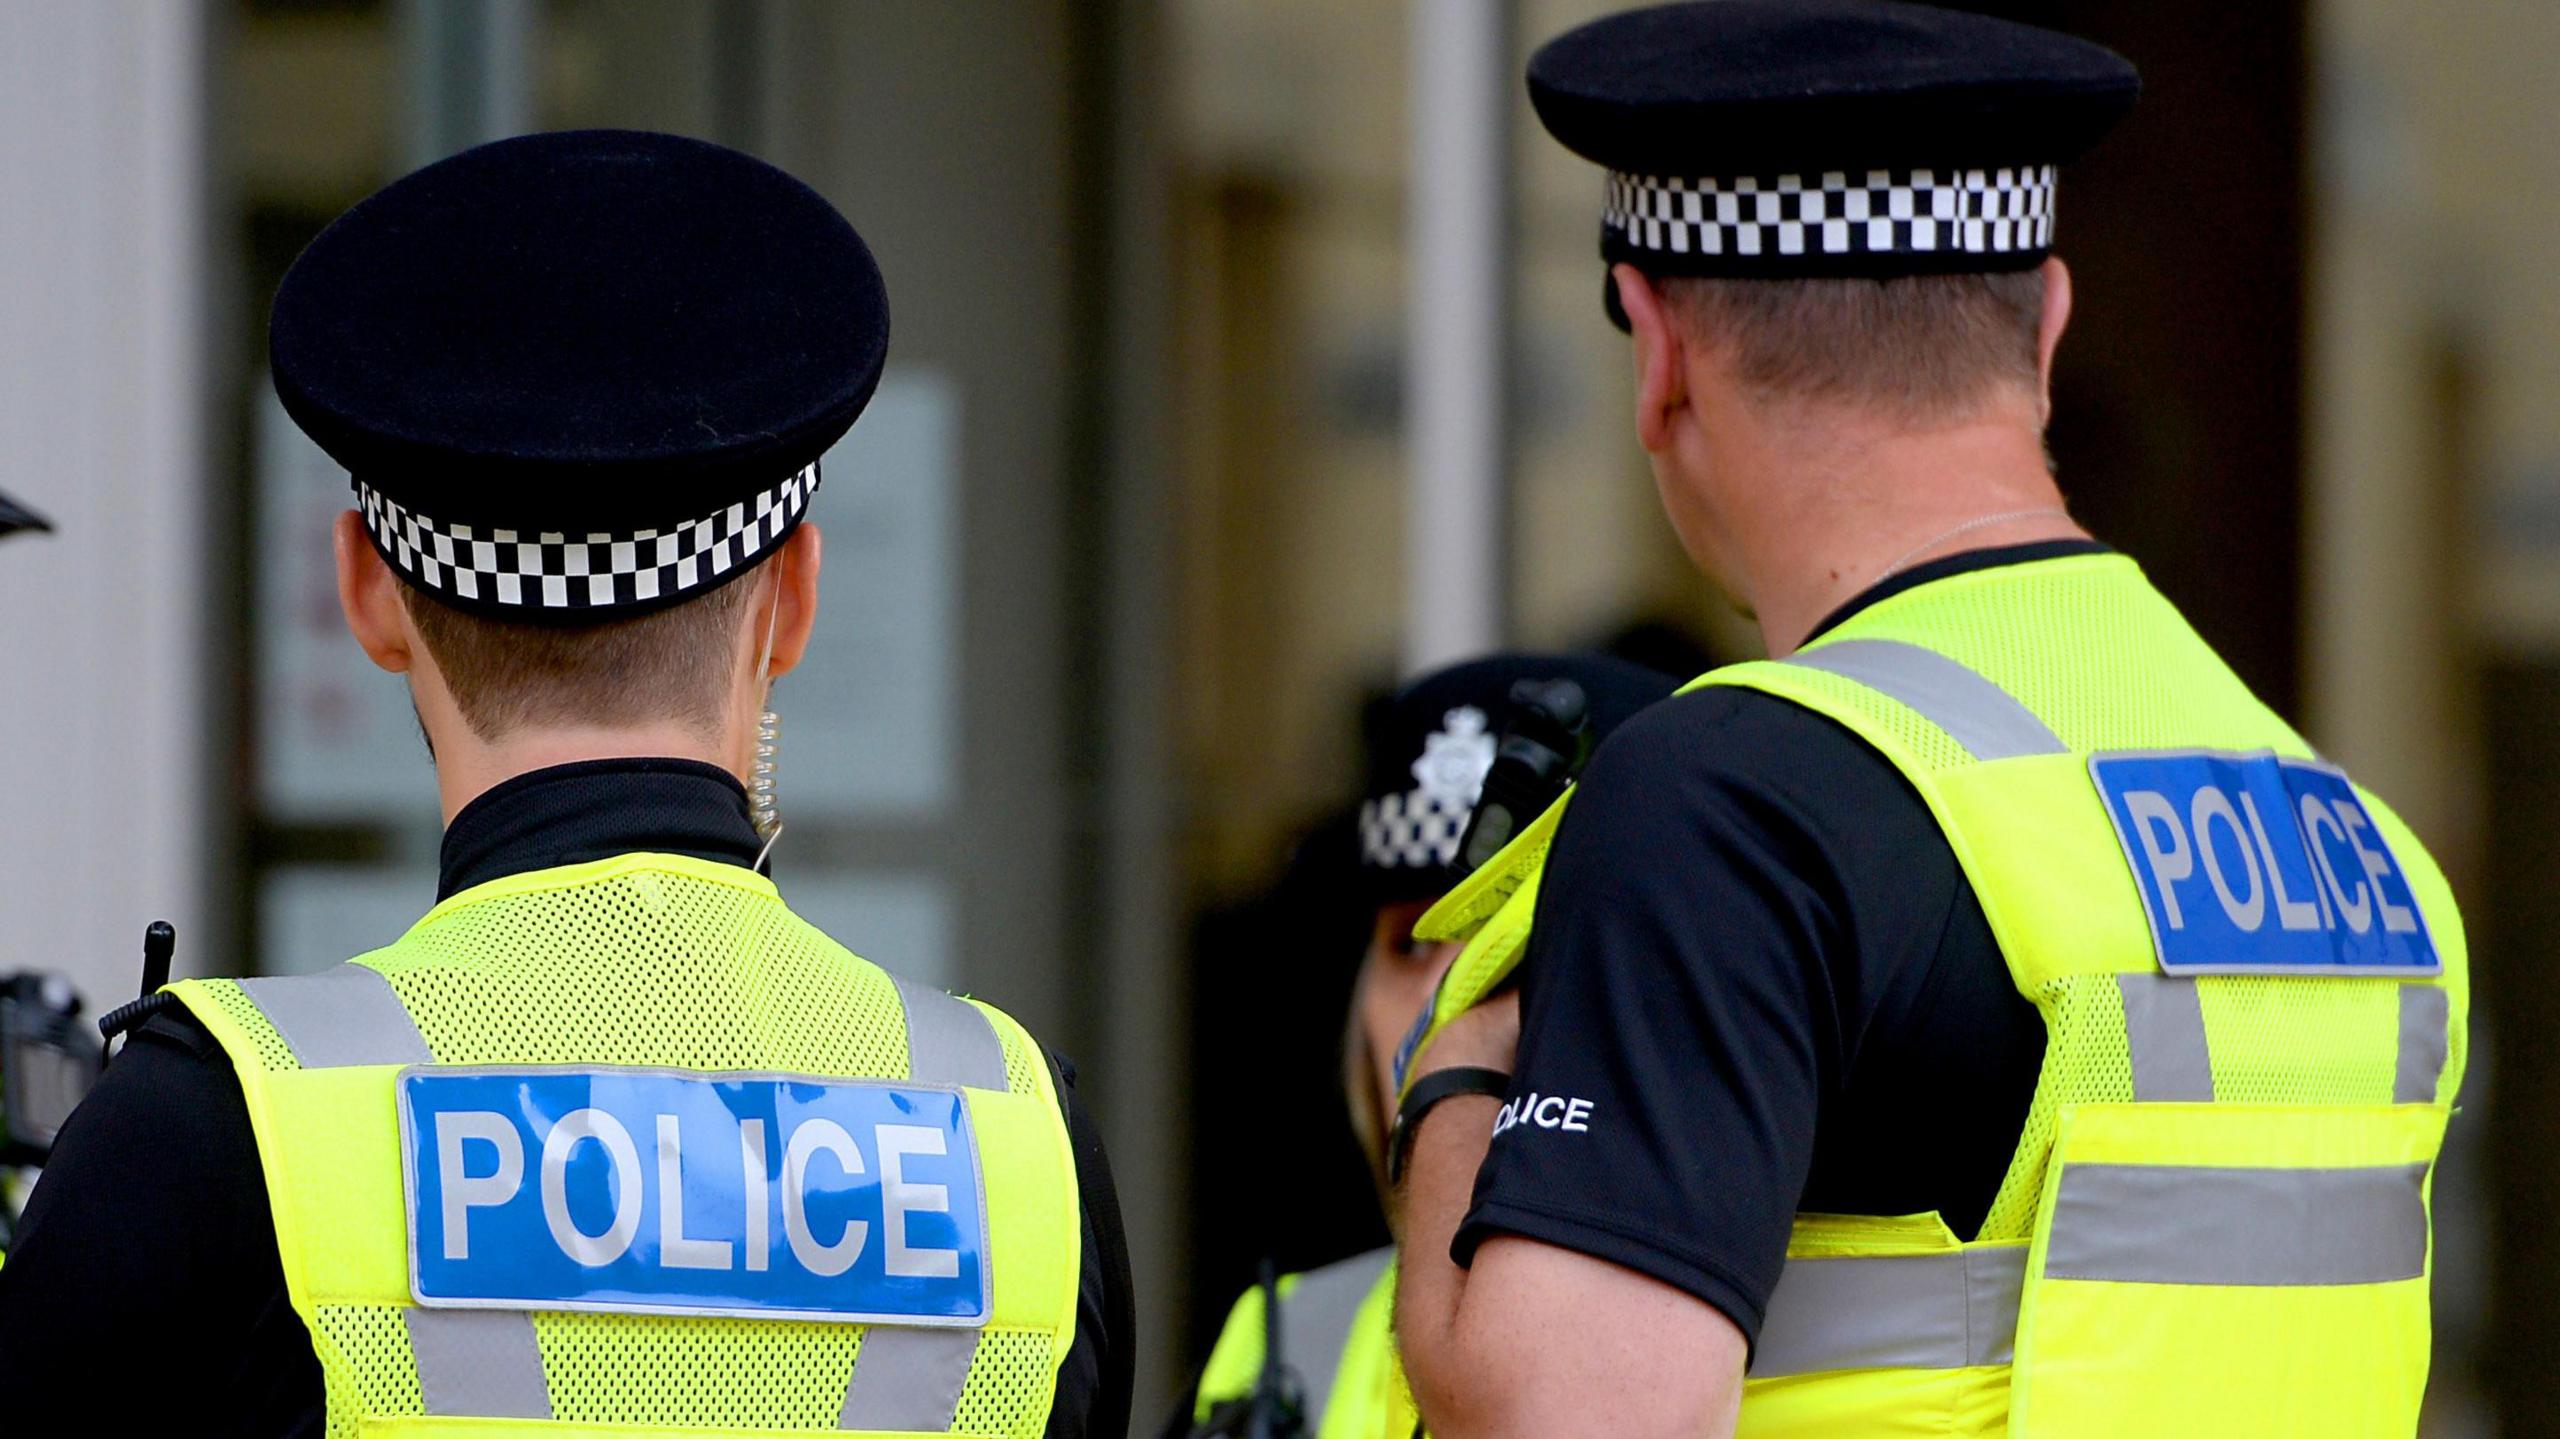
1403,0,1514,674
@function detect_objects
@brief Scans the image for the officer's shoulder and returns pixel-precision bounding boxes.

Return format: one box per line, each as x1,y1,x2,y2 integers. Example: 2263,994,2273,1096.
98,991,226,1062
1563,681,1949,888
1044,1046,1079,1092
1580,681,1894,802
47,994,257,1179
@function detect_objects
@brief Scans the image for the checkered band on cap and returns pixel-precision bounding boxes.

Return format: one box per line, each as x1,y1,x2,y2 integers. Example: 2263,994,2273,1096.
1360,790,1475,871
1604,164,2057,264
356,463,819,613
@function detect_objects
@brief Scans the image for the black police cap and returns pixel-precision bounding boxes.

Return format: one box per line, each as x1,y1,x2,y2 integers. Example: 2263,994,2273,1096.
1359,653,1679,901
270,130,888,619
1528,0,2138,310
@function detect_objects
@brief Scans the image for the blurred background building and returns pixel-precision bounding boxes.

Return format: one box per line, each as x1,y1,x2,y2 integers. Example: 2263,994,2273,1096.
0,1,2550,1432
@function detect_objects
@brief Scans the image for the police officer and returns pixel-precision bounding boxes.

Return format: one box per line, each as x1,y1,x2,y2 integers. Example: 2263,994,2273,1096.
1180,654,1675,1439
0,131,1133,1437
1387,6,2467,1438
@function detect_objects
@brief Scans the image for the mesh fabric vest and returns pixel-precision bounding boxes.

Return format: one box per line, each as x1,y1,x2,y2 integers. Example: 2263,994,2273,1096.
1409,551,2466,1438
170,852,1081,1439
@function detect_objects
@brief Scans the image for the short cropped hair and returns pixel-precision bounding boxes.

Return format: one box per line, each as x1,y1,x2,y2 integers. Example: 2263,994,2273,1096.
400,572,759,741
1659,269,2046,422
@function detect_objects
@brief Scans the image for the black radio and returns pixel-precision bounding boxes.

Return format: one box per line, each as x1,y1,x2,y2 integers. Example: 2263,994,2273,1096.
1455,677,1593,874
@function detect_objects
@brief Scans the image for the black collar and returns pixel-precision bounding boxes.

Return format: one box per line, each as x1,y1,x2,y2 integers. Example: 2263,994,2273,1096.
438,757,763,901
1802,538,2111,647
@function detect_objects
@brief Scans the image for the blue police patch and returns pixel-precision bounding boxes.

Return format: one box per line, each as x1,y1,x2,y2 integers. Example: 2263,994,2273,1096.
2090,751,2439,976
400,1067,989,1324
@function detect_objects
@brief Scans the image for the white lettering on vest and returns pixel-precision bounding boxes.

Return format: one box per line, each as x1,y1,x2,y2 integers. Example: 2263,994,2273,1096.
2191,787,2265,932
435,1109,523,1262
656,1114,734,1271
2299,795,2371,934
2121,790,2192,928
741,1118,770,1273
879,1124,961,1279
2338,805,2421,934
2240,793,2322,931
542,1108,643,1267
782,1118,868,1277
2283,800,2337,929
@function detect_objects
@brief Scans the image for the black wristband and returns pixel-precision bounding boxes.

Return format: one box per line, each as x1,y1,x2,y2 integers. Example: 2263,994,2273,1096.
1388,1065,1512,1185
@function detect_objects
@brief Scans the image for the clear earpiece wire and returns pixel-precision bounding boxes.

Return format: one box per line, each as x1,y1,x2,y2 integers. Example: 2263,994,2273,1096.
751,708,782,841
750,581,786,869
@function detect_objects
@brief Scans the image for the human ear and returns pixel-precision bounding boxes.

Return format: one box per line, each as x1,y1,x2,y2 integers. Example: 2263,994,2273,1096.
760,522,823,682
2034,256,2074,424
1615,264,1687,454
333,510,413,674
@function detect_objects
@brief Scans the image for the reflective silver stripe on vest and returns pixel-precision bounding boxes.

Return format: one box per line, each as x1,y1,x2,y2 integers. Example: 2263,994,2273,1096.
835,954,994,1439
2119,973,2213,1101
892,974,1011,1092
2044,1162,2431,1285
2395,983,2450,1105
1750,1245,2026,1378
1783,639,2069,761
1283,1247,1394,1423
405,1308,552,1419
840,1325,982,1431
2120,974,2450,1106
236,964,434,1069
1756,1162,2429,1376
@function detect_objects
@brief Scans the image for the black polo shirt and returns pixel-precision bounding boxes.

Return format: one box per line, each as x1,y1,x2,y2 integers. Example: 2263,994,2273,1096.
0,759,1134,1439
1455,543,2101,1342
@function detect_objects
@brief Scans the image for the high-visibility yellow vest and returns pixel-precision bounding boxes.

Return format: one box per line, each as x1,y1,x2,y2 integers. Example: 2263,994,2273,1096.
170,852,1082,1439
1408,551,2465,1438
1193,1249,1414,1439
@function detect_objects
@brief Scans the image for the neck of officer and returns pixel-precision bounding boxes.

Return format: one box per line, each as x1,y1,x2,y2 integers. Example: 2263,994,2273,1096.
418,694,752,827
436,729,746,827
1710,387,2084,657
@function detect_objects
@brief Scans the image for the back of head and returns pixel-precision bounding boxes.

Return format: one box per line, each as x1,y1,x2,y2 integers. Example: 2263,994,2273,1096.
398,577,758,741
1662,269,2046,424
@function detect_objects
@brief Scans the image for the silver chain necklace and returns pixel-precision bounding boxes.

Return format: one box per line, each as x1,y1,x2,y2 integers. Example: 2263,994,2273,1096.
1873,506,2073,584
